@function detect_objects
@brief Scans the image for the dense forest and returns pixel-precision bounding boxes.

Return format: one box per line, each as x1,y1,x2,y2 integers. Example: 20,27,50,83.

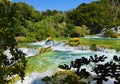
0,0,120,43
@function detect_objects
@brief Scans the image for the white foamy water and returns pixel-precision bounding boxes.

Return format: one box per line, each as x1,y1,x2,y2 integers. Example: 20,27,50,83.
19,48,39,57
14,70,57,84
28,41,46,46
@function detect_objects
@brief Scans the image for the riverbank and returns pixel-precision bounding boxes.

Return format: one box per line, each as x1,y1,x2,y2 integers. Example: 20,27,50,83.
18,37,120,51
54,37,120,51
18,38,120,51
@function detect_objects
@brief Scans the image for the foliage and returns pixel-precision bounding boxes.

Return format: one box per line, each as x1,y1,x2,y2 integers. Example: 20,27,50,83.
41,70,87,84
1,0,120,83
104,29,118,38
15,36,26,43
72,25,90,37
90,44,97,51
67,0,120,34
69,38,80,46
1,0,119,45
0,0,27,83
59,55,120,84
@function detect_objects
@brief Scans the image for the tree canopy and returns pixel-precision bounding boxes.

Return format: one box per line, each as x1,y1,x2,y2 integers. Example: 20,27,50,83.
0,0,26,83
67,0,120,34
1,0,119,44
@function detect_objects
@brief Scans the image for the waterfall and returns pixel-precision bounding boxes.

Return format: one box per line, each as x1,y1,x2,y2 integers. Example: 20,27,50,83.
19,48,39,57
97,47,116,53
44,40,119,54
45,40,91,51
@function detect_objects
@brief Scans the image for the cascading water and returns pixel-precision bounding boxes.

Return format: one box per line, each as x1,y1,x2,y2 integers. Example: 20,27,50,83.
45,39,91,51
15,40,120,84
44,40,119,54
19,48,39,57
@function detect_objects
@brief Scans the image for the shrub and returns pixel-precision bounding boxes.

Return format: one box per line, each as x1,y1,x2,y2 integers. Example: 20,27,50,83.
72,25,90,37
25,37,36,42
69,38,80,42
69,38,80,46
15,36,26,43
90,44,97,51
104,29,118,38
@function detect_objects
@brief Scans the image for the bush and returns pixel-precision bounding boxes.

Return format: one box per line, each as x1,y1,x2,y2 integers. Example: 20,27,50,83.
15,36,26,43
69,38,80,46
90,44,97,51
72,25,90,37
69,38,80,42
25,37,36,42
104,29,118,38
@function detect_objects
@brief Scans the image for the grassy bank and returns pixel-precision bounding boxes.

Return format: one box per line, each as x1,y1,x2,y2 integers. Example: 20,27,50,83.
54,37,120,51
80,38,120,51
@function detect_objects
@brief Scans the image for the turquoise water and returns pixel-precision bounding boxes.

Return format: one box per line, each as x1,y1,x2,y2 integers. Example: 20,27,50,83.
24,49,118,84
15,41,120,84
26,50,95,72
26,45,119,73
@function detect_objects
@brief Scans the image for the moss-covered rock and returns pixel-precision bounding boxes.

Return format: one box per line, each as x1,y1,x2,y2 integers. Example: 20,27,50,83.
69,38,80,46
69,38,80,42
39,46,52,53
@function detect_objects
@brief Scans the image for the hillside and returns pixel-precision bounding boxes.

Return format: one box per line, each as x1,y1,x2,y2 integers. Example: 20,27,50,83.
0,0,120,43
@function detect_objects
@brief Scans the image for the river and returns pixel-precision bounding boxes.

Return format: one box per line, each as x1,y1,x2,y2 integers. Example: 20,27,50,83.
15,40,120,84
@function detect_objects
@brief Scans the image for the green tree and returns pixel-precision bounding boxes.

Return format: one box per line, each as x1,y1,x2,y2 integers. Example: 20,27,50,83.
0,0,27,83
72,25,90,37
66,0,120,34
104,29,118,38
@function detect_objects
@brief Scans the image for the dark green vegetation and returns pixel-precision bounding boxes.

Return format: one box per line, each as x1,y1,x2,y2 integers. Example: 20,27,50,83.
1,0,120,43
42,55,120,84
104,29,118,38
0,0,27,83
67,0,120,34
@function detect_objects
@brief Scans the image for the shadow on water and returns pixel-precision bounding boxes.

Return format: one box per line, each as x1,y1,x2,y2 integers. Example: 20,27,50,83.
32,78,46,84
32,78,40,84
32,78,52,84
